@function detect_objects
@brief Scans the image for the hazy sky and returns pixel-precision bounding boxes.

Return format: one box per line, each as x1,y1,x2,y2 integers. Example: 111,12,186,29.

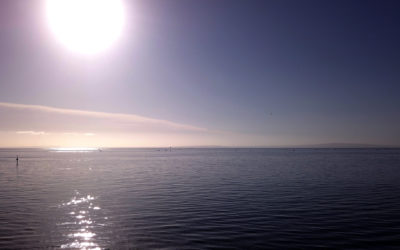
0,0,399,147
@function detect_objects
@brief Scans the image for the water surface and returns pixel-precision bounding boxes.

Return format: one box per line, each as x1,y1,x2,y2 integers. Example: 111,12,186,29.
1,148,400,249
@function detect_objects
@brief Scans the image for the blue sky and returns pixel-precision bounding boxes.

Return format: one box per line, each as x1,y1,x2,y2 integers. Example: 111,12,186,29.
0,0,399,147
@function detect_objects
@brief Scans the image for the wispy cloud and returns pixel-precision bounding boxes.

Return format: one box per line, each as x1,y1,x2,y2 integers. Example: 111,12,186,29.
0,102,207,134
63,132,96,136
3,103,279,147
16,130,47,135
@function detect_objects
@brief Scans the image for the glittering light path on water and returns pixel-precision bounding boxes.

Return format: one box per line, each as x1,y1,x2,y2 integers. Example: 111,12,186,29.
58,191,107,249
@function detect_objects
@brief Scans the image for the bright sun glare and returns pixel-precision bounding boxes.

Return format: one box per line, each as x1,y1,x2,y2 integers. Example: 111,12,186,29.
46,0,125,55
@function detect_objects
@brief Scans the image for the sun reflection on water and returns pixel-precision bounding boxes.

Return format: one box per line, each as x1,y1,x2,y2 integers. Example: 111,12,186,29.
59,191,105,249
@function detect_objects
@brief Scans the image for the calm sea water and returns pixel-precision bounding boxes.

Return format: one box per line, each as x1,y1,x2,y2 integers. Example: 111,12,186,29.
1,148,400,249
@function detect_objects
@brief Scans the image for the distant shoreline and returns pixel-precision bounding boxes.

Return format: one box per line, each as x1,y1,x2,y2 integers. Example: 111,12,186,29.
0,145,399,150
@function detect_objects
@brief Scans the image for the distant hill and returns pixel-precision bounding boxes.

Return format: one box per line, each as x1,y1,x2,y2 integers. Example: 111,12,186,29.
183,143,399,148
293,143,393,148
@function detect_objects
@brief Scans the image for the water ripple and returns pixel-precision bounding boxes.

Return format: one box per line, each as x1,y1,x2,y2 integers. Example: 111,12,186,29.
1,148,400,249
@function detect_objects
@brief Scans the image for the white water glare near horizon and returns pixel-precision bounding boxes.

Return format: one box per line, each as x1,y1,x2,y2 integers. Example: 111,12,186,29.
50,147,99,152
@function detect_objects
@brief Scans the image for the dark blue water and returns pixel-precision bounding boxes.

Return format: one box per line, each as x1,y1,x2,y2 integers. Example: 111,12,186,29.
0,148,400,249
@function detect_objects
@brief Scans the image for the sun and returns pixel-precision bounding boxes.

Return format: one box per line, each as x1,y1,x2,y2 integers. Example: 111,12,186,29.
45,0,125,55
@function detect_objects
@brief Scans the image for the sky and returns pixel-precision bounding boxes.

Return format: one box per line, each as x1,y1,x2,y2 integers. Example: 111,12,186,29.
0,0,399,147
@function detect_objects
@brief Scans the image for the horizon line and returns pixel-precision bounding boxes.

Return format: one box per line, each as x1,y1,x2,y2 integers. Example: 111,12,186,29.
1,144,399,149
